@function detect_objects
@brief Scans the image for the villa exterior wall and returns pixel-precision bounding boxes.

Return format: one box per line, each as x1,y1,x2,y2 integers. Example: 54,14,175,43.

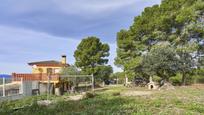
32,66,61,74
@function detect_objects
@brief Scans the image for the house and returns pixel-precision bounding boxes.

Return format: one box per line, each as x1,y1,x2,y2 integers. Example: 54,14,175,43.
28,55,69,74
12,55,70,95
12,55,69,83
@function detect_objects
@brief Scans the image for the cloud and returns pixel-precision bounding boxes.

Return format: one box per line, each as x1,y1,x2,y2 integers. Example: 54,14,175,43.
0,26,80,59
53,0,138,15
0,25,121,74
0,0,161,43
0,0,161,73
0,0,161,16
0,26,79,73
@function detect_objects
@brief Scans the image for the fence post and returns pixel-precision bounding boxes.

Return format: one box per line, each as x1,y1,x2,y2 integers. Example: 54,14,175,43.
47,73,51,100
20,77,23,94
117,76,118,85
3,77,5,97
92,74,94,91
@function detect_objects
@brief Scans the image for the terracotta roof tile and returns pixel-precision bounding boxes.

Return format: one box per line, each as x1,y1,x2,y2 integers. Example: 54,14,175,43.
28,60,69,67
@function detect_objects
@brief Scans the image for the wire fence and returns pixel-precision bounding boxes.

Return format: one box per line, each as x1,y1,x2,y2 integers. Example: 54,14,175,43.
0,78,12,85
0,74,94,98
0,77,22,97
57,75,93,93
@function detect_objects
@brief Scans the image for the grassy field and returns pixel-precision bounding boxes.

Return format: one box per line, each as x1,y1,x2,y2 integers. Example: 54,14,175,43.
0,85,204,115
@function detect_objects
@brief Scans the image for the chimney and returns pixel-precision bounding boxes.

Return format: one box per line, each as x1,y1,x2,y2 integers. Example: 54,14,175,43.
61,55,66,64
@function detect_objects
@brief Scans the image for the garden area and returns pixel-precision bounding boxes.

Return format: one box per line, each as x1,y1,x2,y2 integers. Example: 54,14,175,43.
0,85,204,115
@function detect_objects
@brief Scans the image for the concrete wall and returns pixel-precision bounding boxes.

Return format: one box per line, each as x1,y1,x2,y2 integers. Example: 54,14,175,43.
39,83,54,94
0,81,34,102
22,81,33,96
0,94,24,102
32,81,39,89
39,83,48,94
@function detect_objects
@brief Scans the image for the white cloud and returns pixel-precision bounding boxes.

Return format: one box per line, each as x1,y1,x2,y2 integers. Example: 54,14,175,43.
53,0,137,14
0,26,80,73
0,26,120,74
1,0,161,18
0,0,162,74
109,43,123,73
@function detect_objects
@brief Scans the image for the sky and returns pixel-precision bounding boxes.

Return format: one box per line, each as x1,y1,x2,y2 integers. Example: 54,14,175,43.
0,0,161,74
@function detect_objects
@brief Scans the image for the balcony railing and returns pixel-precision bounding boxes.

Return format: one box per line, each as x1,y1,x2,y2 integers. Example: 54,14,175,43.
12,73,60,82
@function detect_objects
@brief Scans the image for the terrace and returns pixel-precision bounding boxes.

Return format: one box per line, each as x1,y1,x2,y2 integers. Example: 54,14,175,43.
12,73,60,84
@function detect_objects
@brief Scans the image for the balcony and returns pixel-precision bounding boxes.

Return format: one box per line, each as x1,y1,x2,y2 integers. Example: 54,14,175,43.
12,73,60,83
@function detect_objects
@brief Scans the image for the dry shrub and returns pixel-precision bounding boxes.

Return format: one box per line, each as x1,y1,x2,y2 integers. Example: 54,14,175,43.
83,92,95,99
112,92,120,96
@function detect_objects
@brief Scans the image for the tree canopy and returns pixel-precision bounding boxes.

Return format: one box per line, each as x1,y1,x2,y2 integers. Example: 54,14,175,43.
115,0,204,85
60,65,80,75
142,45,178,81
74,36,110,76
95,65,113,81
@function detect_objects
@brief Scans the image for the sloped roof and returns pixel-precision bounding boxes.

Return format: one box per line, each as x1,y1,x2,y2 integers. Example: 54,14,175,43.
28,60,69,67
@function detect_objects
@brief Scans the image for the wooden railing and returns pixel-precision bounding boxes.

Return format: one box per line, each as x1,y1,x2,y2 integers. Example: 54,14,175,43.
41,74,59,81
12,73,60,82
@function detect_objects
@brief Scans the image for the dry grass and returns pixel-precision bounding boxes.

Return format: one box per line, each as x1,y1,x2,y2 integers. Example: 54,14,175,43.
0,85,204,115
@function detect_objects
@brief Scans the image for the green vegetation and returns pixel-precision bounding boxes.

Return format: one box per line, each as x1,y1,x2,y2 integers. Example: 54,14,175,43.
115,0,204,85
60,65,81,75
1,86,204,114
94,65,113,82
142,45,178,82
74,36,112,83
110,72,125,84
74,36,110,75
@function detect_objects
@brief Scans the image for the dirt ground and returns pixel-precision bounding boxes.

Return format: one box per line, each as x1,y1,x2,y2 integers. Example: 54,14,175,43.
121,90,153,96
68,95,83,101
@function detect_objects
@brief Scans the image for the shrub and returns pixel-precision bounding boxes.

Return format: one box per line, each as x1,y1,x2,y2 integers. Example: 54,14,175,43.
170,75,182,86
153,76,162,83
170,73,195,86
112,92,120,96
83,92,95,99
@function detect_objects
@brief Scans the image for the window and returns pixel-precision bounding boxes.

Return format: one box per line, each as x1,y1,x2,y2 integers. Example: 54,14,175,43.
47,68,53,74
38,68,43,73
54,69,60,74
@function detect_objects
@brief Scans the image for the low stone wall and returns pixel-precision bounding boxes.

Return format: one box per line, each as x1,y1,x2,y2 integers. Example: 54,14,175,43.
0,94,24,102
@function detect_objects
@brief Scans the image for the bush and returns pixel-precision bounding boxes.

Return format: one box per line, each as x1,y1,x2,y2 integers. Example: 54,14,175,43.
196,76,204,83
170,73,195,86
112,92,120,96
153,76,162,83
185,75,194,85
170,75,182,86
83,92,95,99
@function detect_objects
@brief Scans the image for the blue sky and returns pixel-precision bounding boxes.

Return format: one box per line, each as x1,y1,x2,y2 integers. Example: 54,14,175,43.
0,0,161,74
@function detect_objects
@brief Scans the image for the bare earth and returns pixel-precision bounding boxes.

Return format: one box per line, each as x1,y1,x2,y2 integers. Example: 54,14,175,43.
121,91,153,96
68,95,83,101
